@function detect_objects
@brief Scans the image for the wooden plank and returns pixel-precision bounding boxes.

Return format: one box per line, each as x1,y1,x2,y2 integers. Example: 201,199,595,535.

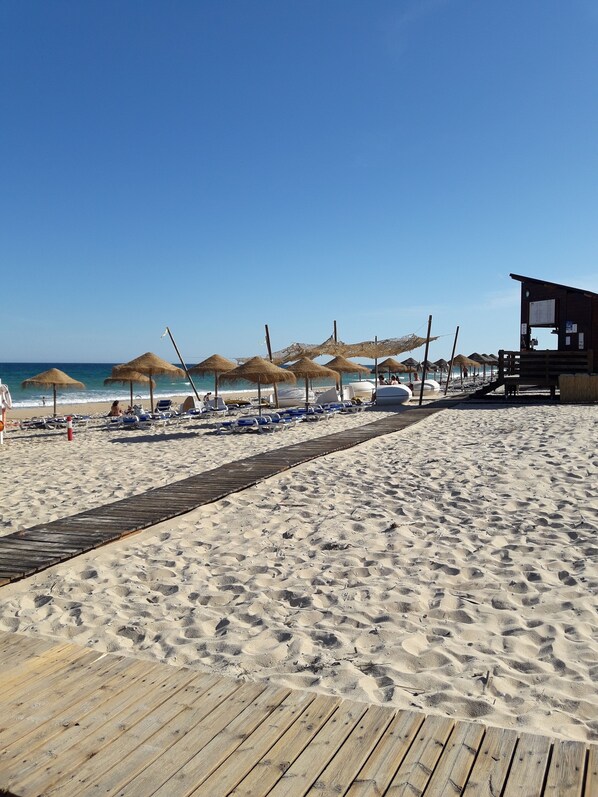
3,660,204,772
422,720,485,796
139,686,292,797
264,700,369,797
231,695,341,796
302,705,395,796
385,714,455,796
501,732,552,796
347,711,424,797
0,654,144,759
9,667,213,796
585,745,598,797
543,739,587,796
189,691,316,797
0,649,104,709
0,635,88,692
0,539,82,553
462,726,519,797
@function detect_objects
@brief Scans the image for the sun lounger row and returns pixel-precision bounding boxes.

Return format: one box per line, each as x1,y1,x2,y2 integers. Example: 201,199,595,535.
217,412,299,434
216,404,352,434
20,415,90,431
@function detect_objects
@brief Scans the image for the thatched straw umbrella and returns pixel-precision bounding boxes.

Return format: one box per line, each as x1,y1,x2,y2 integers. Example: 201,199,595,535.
21,368,85,417
286,358,338,413
454,354,479,385
378,357,408,383
323,356,370,399
484,353,499,378
104,366,155,409
469,352,487,378
188,354,236,405
121,352,185,411
401,357,421,379
220,356,296,416
432,359,450,385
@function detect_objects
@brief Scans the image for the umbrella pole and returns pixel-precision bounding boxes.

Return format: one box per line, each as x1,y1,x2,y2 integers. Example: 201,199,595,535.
130,382,133,407
53,385,57,417
150,372,154,412
164,326,203,406
265,324,279,409
419,315,432,407
214,372,218,405
258,381,262,416
305,377,309,413
444,325,460,397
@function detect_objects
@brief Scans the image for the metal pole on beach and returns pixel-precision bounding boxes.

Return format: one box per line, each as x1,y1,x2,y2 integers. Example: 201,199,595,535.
419,315,433,406
264,324,279,409
374,335,378,393
444,325,460,396
164,326,203,406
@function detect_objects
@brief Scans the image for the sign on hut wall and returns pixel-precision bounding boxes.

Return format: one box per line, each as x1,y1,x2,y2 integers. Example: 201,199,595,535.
529,299,556,326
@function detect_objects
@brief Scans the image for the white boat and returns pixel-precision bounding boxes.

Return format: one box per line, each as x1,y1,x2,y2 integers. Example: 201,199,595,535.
269,386,315,407
410,379,441,394
375,385,412,405
342,380,376,400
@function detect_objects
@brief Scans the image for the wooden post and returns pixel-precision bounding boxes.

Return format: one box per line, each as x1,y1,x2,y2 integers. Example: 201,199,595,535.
374,335,379,392
444,325,460,396
164,326,203,406
419,315,433,406
264,324,279,409
333,320,343,398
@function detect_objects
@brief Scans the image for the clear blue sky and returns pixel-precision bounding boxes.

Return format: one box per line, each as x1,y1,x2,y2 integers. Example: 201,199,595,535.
2,0,597,364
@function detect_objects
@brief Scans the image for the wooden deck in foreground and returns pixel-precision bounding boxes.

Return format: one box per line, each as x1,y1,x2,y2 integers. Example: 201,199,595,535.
0,402,454,587
0,632,596,797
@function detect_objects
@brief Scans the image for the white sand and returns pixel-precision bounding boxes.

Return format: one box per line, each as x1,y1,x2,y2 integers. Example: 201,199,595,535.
1,403,597,742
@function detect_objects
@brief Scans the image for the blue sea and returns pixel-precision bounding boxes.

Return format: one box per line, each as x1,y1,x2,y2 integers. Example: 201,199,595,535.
0,363,373,409
0,363,239,409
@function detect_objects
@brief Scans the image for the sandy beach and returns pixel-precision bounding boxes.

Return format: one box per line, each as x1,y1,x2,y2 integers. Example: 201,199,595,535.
0,401,597,743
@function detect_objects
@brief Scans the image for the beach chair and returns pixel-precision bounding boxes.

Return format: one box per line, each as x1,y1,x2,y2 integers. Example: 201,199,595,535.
205,396,229,415
155,399,174,414
266,412,297,430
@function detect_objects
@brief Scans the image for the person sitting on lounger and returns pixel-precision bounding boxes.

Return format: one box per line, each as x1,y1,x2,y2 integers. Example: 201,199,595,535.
108,400,123,417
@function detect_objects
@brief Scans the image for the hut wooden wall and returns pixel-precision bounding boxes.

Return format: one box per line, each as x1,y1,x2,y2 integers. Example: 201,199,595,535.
517,278,597,355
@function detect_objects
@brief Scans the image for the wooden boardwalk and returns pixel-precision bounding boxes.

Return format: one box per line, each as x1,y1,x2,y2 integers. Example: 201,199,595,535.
0,631,596,796
0,403,453,587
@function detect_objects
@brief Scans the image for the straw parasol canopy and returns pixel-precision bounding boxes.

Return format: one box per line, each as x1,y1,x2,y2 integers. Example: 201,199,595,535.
377,357,408,382
454,354,479,368
104,366,156,409
468,352,487,377
121,352,185,411
21,368,85,417
286,358,338,412
453,354,479,384
323,356,370,398
220,356,296,415
401,357,421,378
433,358,450,371
188,354,236,404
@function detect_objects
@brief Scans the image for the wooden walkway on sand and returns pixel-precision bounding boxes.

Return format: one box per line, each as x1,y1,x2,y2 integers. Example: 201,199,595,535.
0,402,454,587
0,631,596,796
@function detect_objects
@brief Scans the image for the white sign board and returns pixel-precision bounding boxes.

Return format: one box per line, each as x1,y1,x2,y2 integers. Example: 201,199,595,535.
529,299,556,326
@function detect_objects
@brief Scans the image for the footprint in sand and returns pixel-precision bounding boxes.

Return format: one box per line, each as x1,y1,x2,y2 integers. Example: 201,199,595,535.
401,633,430,656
